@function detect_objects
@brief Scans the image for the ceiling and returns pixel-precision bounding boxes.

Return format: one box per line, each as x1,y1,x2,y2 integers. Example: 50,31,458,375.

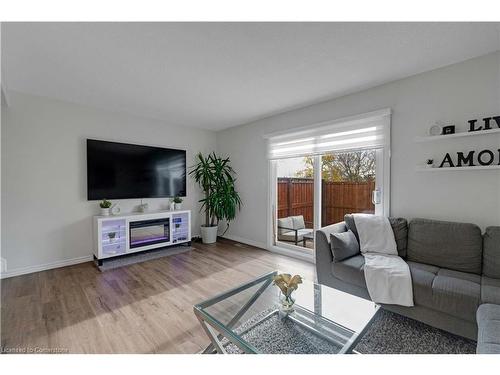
2,22,499,131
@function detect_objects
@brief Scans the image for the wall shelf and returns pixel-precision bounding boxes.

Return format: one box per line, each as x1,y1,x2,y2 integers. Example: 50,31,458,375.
416,165,500,172
415,128,500,143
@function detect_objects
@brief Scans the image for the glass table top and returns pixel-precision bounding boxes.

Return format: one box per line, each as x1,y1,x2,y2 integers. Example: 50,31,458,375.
194,271,379,354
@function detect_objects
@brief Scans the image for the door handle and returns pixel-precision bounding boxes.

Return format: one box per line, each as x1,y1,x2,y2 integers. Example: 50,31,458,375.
372,189,381,205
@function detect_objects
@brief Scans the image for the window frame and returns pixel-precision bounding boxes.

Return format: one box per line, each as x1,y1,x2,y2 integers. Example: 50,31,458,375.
266,109,391,263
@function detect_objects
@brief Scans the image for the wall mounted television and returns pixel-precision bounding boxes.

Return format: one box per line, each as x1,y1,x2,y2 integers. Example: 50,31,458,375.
87,139,186,200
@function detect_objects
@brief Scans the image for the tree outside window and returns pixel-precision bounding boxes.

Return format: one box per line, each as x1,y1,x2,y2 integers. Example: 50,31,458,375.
295,150,375,182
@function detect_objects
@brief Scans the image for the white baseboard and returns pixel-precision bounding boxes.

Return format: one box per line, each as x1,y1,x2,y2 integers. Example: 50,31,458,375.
220,234,268,250
0,255,94,279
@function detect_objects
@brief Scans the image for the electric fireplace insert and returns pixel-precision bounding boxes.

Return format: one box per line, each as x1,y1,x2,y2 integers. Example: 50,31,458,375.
129,218,170,249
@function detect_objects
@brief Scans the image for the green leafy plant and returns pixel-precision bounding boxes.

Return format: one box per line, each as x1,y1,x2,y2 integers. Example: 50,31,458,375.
189,152,242,235
173,196,183,204
99,199,112,209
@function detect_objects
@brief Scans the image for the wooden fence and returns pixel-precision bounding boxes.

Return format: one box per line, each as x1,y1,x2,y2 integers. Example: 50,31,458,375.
277,177,375,227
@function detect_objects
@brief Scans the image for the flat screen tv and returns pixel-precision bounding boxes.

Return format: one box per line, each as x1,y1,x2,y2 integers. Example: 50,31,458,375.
87,139,186,200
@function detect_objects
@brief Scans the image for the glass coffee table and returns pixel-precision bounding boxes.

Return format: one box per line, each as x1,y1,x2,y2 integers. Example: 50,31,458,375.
194,271,379,354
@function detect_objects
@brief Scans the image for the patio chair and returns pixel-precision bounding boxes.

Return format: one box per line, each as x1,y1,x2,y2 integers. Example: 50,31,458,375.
277,215,314,246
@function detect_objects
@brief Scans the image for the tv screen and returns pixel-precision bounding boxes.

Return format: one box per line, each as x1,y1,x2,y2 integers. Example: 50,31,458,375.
87,139,186,200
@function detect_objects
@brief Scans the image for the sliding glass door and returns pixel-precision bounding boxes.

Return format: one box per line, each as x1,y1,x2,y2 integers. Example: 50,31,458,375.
320,149,376,227
267,110,391,259
275,157,317,250
271,149,381,255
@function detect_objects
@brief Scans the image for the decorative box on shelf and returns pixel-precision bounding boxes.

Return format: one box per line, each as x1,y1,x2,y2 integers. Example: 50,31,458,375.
93,210,191,265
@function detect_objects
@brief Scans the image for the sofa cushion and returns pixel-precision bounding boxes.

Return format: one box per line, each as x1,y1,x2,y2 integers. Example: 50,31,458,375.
344,214,408,257
477,304,500,354
407,261,439,307
331,255,366,288
344,214,359,242
389,217,408,258
431,269,481,322
483,226,500,279
408,262,480,322
481,276,500,305
330,230,360,262
407,218,482,274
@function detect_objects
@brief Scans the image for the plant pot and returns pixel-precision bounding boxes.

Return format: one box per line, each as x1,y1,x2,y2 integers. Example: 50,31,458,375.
174,203,182,210
200,225,218,244
101,208,110,216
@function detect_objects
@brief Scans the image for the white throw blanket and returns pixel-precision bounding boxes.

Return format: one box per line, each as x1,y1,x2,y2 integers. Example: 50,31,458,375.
353,214,414,307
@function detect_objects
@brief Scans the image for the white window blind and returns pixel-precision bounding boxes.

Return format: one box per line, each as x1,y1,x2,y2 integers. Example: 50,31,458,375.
266,109,391,159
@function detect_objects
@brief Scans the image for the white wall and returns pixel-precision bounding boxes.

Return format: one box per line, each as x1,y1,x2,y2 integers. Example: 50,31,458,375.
216,52,500,247
2,52,499,277
1,91,216,277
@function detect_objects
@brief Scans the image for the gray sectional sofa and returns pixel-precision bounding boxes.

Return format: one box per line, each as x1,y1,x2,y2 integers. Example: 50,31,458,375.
315,217,500,353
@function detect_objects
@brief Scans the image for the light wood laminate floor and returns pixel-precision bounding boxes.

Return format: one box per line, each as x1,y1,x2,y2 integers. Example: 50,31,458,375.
1,239,315,353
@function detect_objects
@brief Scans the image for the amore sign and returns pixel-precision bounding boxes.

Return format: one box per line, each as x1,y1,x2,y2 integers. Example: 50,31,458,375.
440,149,500,168
438,115,500,168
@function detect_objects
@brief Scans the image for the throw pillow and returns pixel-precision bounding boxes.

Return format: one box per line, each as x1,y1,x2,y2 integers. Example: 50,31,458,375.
330,230,360,262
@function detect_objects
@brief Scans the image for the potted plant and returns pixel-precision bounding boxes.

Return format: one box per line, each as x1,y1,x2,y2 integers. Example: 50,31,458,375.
273,273,303,315
426,159,434,168
173,196,183,210
189,152,242,244
99,199,112,216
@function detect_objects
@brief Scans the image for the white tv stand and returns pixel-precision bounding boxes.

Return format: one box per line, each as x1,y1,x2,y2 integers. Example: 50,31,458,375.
93,210,191,265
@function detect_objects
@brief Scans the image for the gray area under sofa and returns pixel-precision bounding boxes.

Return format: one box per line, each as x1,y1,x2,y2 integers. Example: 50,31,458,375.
315,217,500,348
